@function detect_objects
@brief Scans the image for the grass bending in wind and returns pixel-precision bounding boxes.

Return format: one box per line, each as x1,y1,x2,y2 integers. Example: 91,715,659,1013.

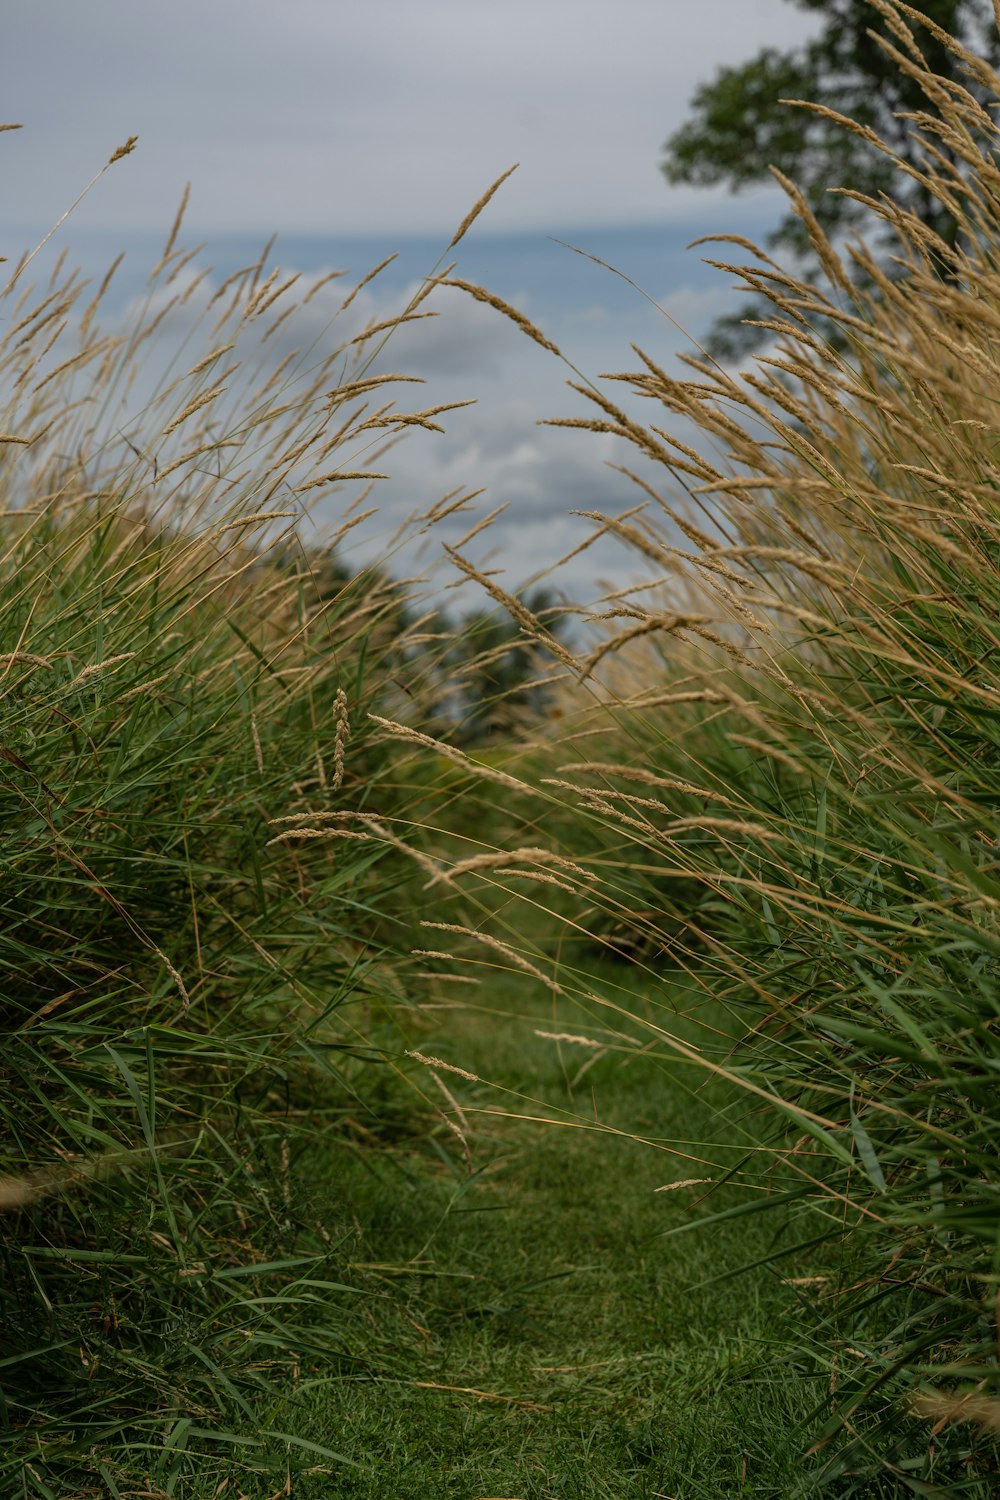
374,3,1000,1491
0,161,499,1495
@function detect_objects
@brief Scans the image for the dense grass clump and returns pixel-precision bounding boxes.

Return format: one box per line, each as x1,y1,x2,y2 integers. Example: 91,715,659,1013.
0,175,464,1493
391,3,1000,1489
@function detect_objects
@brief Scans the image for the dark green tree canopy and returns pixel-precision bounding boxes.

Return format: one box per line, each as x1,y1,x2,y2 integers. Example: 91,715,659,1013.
444,588,568,745
662,0,1000,354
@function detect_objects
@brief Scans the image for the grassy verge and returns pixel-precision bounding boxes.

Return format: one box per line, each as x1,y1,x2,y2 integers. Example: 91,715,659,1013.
0,190,463,1494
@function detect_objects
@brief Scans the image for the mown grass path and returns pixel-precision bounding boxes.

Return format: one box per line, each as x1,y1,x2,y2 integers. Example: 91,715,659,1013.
292,957,828,1499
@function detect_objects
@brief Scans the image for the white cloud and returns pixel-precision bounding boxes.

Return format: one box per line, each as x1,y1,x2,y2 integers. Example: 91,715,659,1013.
80,251,707,605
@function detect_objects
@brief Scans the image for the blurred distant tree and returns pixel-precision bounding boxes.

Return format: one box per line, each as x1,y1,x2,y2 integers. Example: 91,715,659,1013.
446,589,568,745
267,546,568,742
661,0,1000,357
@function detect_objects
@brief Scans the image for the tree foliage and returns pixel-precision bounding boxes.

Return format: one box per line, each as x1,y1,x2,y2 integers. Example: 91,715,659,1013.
662,0,1000,354
443,589,568,745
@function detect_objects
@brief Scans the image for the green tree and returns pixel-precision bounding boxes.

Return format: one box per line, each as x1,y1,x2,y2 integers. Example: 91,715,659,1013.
662,0,1000,355
445,589,568,745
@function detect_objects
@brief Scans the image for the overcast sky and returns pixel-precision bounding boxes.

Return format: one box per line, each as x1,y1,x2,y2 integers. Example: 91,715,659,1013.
7,0,815,238
4,0,819,606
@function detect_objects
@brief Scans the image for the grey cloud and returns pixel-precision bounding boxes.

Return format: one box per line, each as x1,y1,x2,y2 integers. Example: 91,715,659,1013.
15,206,751,613
89,262,625,594
7,0,818,237
368,285,533,379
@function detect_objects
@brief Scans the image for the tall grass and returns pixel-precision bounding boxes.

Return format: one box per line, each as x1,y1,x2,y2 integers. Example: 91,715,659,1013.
13,12,1000,1486
0,157,478,1494
384,2,1000,1489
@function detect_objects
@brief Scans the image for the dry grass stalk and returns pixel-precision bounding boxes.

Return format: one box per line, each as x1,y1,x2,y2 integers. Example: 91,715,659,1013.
579,613,711,681
340,252,399,311
347,309,437,350
155,949,191,1011
331,688,350,791
560,762,745,808
433,277,561,356
654,1178,714,1193
250,712,264,775
452,503,509,551
0,1145,169,1213
535,1030,605,1050
498,869,579,892
367,712,530,792
419,920,559,991
162,380,231,437
429,845,594,887
448,164,520,248
406,1051,480,1083
413,972,481,986
298,468,389,492
69,652,136,687
909,1390,1000,1433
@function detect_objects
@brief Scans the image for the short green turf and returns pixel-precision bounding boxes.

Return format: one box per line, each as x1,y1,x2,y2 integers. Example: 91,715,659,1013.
280,959,837,1500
